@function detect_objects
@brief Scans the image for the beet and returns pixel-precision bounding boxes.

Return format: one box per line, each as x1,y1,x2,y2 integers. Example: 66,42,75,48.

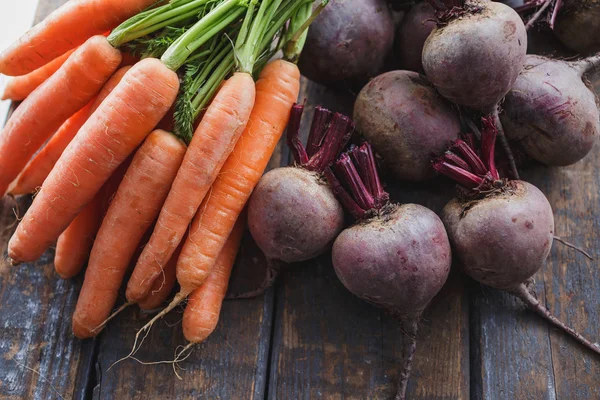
554,0,600,54
395,2,436,72
298,0,395,88
501,54,600,166
328,143,451,399
248,105,352,265
434,117,600,356
353,70,460,181
422,0,527,113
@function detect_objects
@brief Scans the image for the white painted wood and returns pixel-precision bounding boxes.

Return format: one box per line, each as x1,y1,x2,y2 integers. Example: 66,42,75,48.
0,0,40,125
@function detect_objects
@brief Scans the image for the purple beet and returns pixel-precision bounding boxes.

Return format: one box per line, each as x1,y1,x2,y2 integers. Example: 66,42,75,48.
353,70,460,181
553,0,600,54
298,0,395,88
501,54,600,166
328,143,451,400
422,0,527,113
395,2,436,72
248,104,353,265
434,117,600,356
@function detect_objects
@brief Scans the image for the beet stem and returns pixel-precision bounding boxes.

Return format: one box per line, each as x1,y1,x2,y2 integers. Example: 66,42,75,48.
333,153,376,211
286,103,309,165
480,117,500,180
324,168,366,219
572,53,600,77
493,110,520,180
306,113,354,172
444,151,472,172
395,319,418,400
452,140,487,176
524,0,552,30
549,0,562,29
511,283,600,356
306,106,333,158
432,160,484,189
349,143,389,207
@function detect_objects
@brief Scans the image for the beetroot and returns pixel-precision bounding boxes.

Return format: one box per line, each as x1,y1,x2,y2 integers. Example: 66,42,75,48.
395,2,436,72
353,70,460,181
553,0,600,54
298,0,395,88
434,118,600,356
422,0,527,113
248,105,352,265
501,54,600,166
328,143,451,399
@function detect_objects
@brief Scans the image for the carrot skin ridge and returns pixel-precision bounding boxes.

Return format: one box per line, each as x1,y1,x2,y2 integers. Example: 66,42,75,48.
0,0,157,76
125,72,256,303
182,216,245,343
138,244,182,311
8,58,179,264
0,49,75,101
0,36,122,198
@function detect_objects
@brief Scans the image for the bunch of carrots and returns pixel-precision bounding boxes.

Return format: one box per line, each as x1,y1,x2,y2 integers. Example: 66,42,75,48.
0,0,325,361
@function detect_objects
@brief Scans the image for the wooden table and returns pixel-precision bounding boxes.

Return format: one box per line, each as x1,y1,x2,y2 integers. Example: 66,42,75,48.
1,1,599,399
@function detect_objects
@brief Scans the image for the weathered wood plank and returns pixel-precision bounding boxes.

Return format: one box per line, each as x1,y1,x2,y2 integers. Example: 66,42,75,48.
0,2,97,400
268,78,470,400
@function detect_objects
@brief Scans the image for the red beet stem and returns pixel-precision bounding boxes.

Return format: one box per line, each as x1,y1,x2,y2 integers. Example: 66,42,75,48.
333,153,376,211
349,143,389,207
324,168,366,219
444,151,472,172
549,0,562,29
306,106,333,157
462,132,477,153
306,113,354,172
286,103,309,164
493,110,520,180
511,283,600,356
451,140,487,175
432,160,484,189
481,117,500,180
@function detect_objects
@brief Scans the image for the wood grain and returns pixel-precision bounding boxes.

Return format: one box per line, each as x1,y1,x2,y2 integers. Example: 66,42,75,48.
268,78,470,400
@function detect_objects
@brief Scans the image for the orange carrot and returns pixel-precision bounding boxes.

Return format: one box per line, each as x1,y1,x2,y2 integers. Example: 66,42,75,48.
54,193,103,280
0,49,75,101
138,244,182,311
0,36,122,197
54,159,130,280
128,60,300,347
0,0,157,76
72,129,186,339
182,217,245,344
8,66,132,196
125,72,256,303
8,58,179,264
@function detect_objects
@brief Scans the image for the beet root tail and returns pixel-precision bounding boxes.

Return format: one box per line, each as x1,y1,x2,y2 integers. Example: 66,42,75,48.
511,283,600,356
395,318,419,400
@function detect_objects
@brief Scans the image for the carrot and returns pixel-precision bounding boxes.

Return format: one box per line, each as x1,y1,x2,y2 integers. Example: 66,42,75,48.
182,217,245,344
138,244,182,311
8,66,132,196
0,36,122,197
0,0,157,76
124,72,256,304
72,129,186,339
0,49,75,101
126,60,300,353
8,58,179,265
54,193,103,280
54,159,131,280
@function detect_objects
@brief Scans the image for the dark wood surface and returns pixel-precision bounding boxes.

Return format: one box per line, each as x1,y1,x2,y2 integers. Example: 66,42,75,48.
0,1,599,399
